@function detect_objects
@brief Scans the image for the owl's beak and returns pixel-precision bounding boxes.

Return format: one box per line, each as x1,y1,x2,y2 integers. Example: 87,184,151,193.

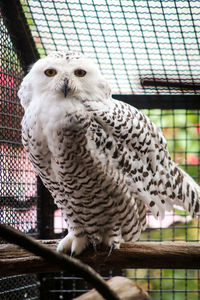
62,79,69,98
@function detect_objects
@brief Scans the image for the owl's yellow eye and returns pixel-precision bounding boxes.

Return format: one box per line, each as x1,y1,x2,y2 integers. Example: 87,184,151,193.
74,69,86,77
44,69,57,77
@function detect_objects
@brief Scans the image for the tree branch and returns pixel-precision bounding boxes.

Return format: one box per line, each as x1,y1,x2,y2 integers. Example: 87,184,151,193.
73,276,150,300
1,239,200,277
0,224,120,300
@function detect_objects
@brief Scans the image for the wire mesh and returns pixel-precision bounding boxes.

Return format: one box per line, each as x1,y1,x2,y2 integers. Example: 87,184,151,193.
0,275,40,300
1,0,200,299
0,11,38,237
21,0,200,95
0,10,39,300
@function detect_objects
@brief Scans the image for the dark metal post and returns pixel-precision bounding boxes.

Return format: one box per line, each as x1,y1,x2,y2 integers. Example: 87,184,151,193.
0,0,40,72
37,177,55,239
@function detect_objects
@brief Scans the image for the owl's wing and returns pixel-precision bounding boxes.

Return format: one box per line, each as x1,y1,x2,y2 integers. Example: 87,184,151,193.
89,98,199,219
21,114,63,205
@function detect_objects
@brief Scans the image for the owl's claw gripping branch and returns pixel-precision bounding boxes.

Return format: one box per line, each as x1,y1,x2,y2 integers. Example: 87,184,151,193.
107,242,116,257
0,224,121,300
70,250,76,258
92,238,99,253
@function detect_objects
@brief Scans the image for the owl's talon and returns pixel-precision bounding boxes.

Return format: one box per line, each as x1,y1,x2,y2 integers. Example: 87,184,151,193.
57,233,88,256
92,238,99,253
107,242,116,257
70,250,76,257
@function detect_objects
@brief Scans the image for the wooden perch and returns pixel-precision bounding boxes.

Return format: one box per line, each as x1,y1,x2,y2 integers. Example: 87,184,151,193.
73,276,150,300
1,240,200,276
0,225,120,300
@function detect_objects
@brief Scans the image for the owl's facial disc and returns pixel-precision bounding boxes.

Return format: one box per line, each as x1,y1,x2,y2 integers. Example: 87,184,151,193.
61,78,70,98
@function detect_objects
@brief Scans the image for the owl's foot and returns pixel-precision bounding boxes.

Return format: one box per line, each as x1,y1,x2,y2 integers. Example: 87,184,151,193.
103,227,122,256
107,242,116,257
92,237,99,253
91,235,102,253
57,232,88,256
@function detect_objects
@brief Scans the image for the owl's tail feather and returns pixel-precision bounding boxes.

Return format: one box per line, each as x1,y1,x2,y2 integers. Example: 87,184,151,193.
173,166,200,217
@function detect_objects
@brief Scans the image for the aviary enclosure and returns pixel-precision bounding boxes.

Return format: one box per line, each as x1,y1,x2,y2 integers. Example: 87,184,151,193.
0,0,200,299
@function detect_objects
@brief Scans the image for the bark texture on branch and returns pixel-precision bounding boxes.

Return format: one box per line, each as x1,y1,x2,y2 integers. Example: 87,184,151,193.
73,276,150,300
0,225,120,300
1,240,200,276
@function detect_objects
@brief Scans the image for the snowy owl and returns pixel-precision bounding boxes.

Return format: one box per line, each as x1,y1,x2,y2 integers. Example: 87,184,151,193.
18,51,200,256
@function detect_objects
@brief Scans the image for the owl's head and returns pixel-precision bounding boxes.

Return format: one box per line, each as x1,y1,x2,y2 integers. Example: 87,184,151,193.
18,51,111,110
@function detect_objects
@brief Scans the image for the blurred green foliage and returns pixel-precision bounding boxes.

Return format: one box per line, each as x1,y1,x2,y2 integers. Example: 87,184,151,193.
143,109,199,182
127,269,200,300
21,0,46,57
127,109,199,299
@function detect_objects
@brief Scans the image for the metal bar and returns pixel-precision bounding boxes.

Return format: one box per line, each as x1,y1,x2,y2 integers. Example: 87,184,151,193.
37,177,55,239
0,197,37,209
142,79,200,90
0,0,40,72
112,95,200,109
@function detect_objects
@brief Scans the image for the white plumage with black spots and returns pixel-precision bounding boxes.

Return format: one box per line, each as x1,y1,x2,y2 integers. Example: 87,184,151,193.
18,51,200,255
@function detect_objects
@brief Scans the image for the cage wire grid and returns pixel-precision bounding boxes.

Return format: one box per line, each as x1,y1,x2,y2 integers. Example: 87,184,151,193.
22,0,200,95
0,9,39,300
0,0,200,299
